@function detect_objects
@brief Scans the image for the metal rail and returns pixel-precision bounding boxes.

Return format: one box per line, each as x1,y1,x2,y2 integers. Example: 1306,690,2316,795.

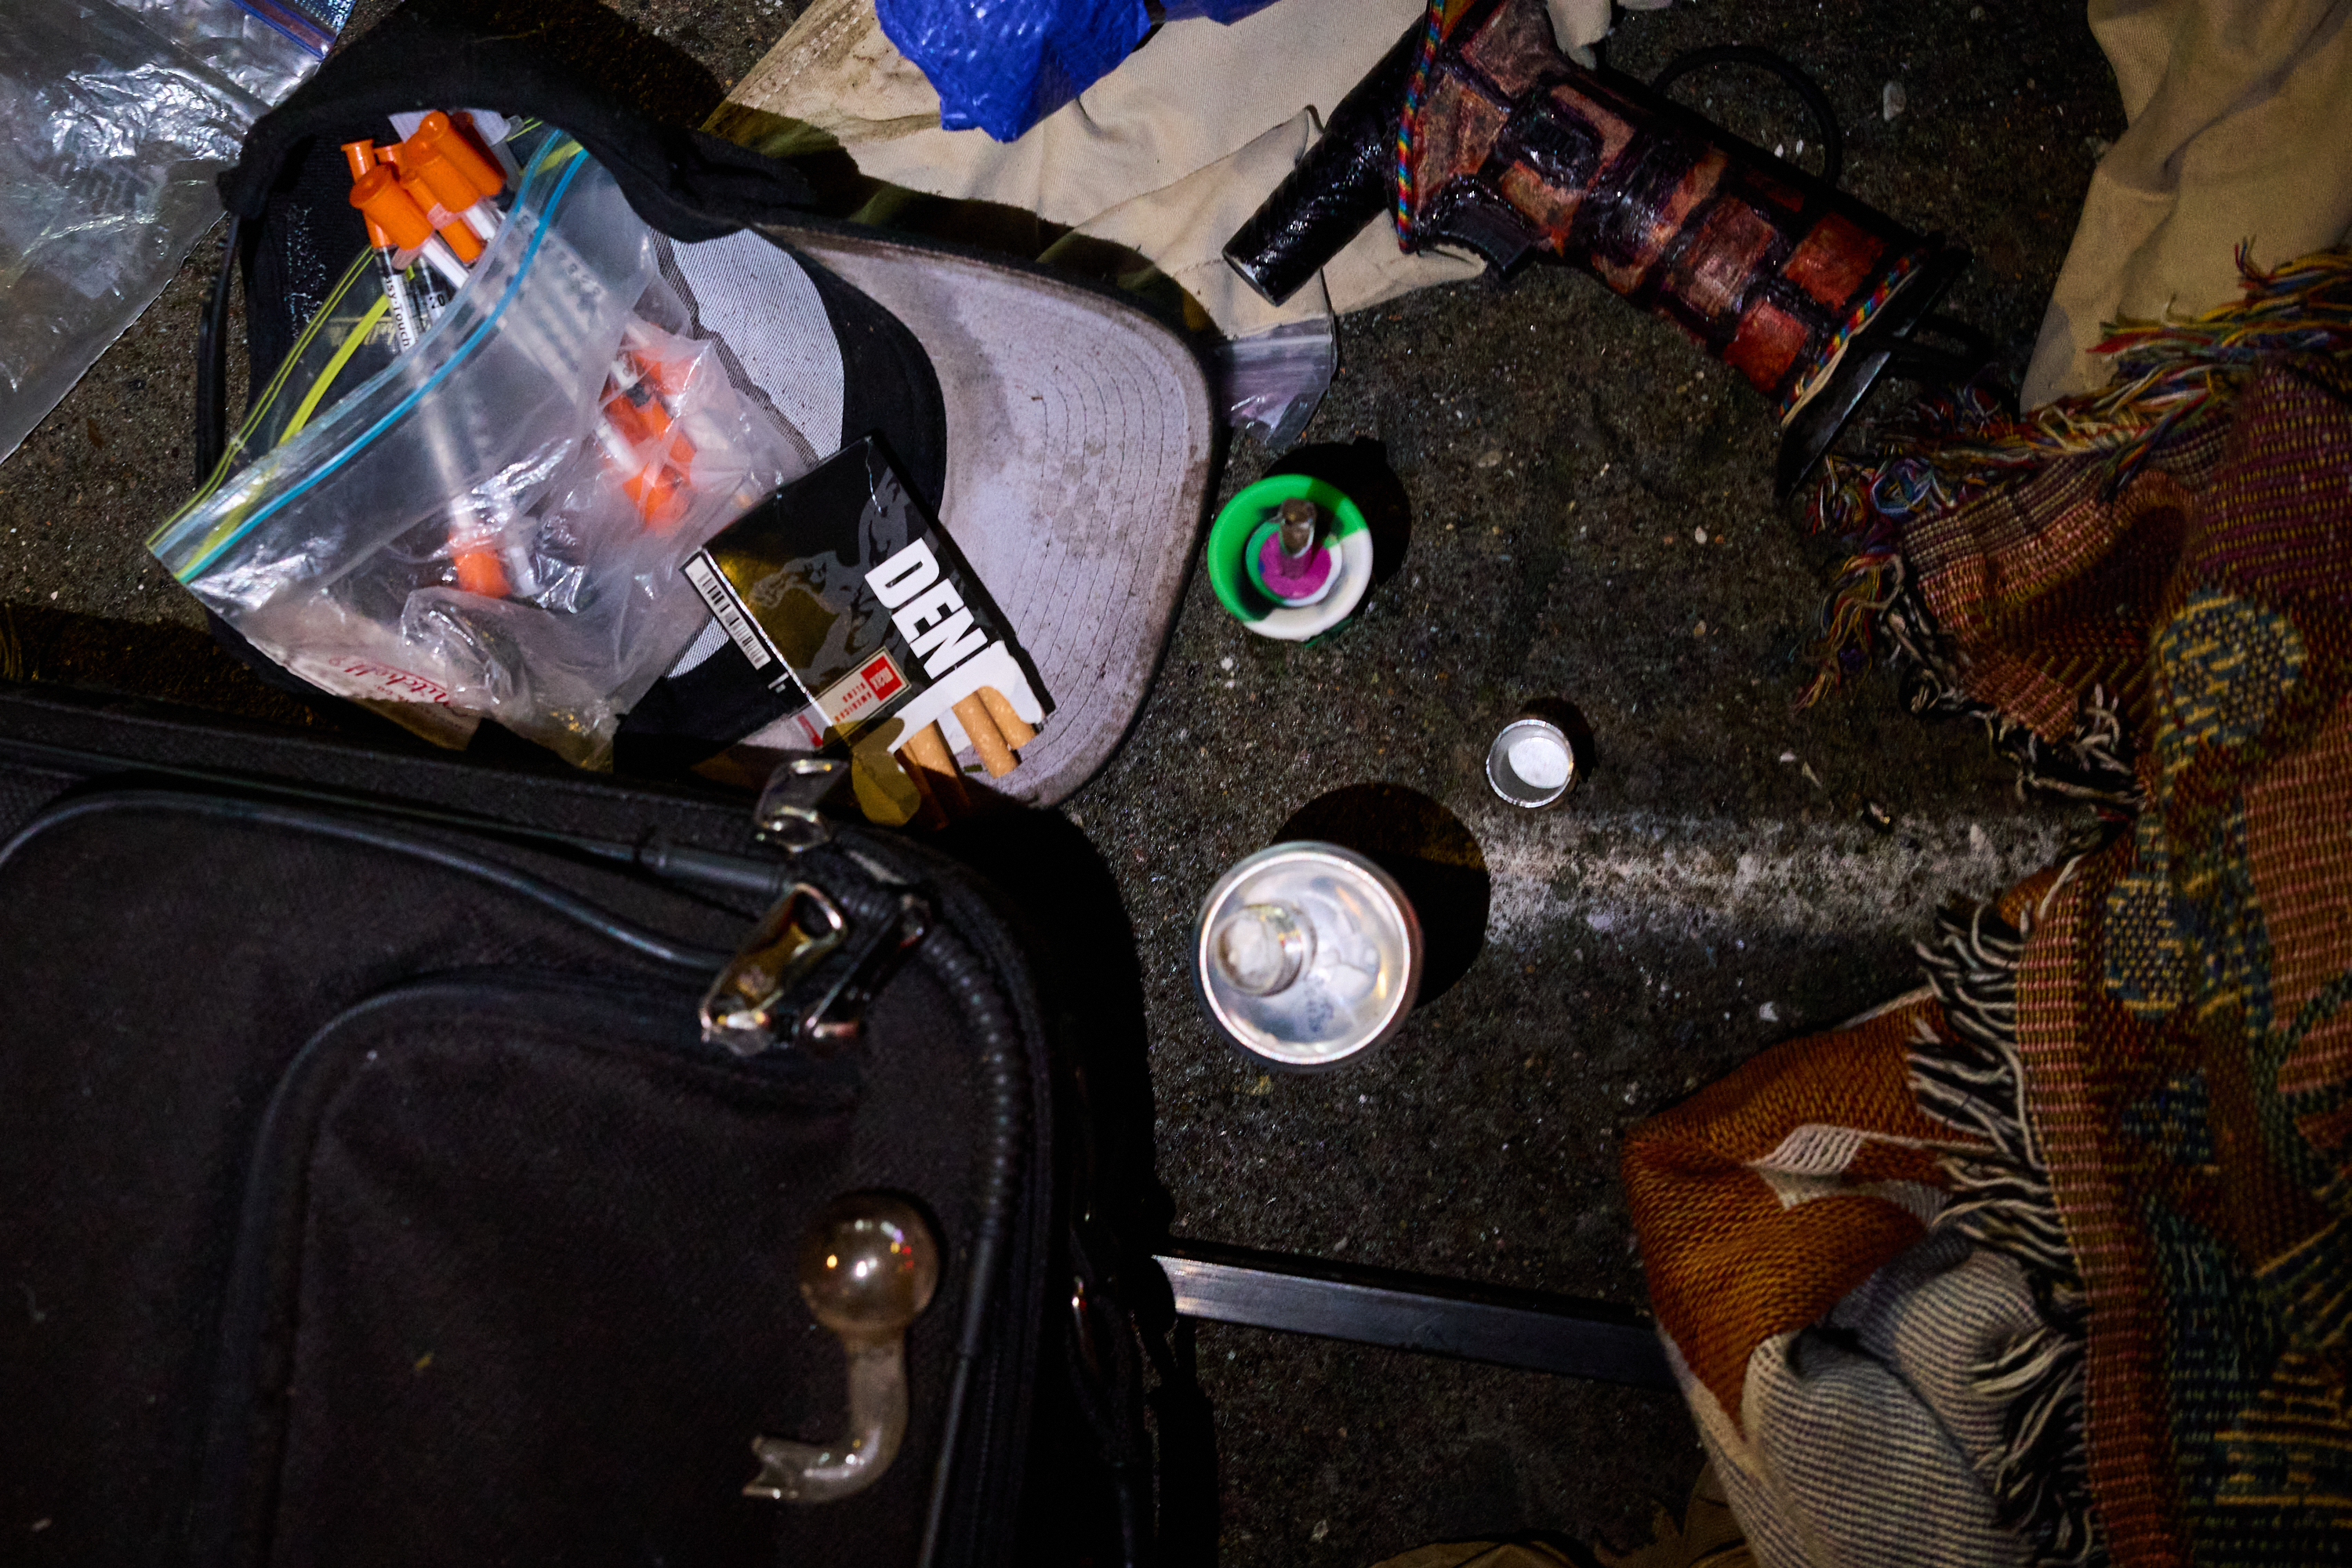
1156,1242,1672,1388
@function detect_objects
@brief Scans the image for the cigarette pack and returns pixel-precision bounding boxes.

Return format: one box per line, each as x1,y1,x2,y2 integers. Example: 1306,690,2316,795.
683,434,1049,819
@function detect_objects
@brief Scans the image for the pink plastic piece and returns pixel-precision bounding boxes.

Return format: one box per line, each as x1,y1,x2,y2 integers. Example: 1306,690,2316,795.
1257,535,1336,602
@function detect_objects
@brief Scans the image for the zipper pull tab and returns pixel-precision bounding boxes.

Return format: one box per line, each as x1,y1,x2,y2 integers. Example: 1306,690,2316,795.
699,883,848,1055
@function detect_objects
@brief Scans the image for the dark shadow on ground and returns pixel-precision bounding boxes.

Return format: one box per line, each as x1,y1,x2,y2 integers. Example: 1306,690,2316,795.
1267,438,1414,588
934,804,1218,1566
1276,782,1490,1006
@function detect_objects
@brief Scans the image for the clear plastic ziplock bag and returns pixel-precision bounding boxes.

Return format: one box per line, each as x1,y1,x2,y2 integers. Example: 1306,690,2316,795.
1209,317,1338,452
0,0,325,465
151,133,815,767
191,114,542,495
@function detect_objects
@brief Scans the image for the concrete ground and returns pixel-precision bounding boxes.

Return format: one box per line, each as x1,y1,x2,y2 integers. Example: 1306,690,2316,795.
0,0,2124,1560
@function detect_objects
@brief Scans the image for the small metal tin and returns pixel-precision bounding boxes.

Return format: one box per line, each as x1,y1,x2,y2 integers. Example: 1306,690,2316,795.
1193,842,1423,1071
1486,717,1577,808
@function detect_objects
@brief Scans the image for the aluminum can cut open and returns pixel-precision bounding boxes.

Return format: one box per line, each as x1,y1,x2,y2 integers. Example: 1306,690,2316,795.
1193,841,1422,1070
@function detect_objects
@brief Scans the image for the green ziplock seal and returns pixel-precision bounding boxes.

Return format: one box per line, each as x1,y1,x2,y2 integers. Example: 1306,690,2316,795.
179,247,379,515
282,292,391,440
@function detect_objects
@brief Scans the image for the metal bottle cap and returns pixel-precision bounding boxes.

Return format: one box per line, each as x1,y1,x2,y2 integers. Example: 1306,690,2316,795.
1486,717,1577,808
1193,842,1422,1070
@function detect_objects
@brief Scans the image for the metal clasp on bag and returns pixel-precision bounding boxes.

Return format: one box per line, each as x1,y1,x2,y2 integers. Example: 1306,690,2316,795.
797,892,932,1047
713,757,935,1055
699,884,848,1055
754,755,855,853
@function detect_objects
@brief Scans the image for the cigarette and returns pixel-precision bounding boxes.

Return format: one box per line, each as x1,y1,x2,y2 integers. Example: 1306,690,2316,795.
952,693,1018,778
976,685,1036,750
898,721,971,815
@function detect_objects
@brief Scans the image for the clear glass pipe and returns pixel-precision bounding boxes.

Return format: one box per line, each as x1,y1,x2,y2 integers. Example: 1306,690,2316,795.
746,1343,910,1502
745,1193,939,1504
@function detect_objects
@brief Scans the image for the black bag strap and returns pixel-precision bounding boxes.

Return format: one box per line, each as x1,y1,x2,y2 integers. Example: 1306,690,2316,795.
1649,44,1846,188
194,213,244,484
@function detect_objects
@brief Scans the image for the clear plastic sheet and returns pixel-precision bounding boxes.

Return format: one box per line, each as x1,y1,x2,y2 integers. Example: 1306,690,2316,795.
0,0,325,465
152,136,816,767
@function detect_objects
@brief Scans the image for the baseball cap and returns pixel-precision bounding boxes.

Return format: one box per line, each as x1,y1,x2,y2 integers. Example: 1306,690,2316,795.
217,2,1214,804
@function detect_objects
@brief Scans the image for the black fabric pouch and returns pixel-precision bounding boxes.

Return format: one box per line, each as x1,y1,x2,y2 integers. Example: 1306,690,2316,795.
0,684,1134,1566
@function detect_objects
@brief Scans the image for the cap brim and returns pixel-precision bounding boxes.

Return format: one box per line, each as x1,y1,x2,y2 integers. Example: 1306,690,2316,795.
761,219,1215,807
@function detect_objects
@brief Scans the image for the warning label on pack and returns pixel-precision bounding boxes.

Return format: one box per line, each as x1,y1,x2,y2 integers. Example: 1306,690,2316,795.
815,650,906,728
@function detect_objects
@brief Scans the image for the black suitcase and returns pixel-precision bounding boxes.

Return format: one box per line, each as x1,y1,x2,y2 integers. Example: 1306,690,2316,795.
0,681,1160,1566
2,11,1189,1559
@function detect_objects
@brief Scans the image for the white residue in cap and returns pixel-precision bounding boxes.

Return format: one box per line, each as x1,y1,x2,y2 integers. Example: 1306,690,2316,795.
1508,733,1572,790
1883,82,1907,121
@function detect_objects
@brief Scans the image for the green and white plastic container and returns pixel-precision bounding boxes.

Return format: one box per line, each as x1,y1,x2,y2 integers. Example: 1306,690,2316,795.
1205,474,1372,642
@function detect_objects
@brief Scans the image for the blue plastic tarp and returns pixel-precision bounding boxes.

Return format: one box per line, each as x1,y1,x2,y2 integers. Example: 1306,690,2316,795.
877,0,1288,142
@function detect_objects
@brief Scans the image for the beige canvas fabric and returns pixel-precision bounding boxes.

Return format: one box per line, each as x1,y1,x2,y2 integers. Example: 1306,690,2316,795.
2020,0,2352,406
712,0,1613,333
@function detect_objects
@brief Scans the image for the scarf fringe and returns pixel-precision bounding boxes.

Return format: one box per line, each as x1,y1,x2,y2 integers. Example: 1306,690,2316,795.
1802,245,2352,705
1883,586,2145,810
1911,891,2108,1567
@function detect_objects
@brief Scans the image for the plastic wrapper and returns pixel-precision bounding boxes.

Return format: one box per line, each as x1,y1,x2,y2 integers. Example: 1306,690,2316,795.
106,0,332,101
876,0,1288,143
151,134,816,768
1209,317,1336,451
0,0,328,466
